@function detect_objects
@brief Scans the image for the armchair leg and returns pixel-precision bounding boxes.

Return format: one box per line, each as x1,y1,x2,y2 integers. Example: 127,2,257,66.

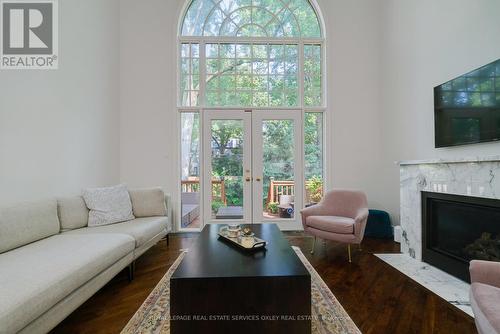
347,244,352,263
311,236,316,254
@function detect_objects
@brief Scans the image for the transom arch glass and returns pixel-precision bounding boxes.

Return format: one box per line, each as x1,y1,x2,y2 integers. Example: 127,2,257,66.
181,0,321,38
179,0,324,108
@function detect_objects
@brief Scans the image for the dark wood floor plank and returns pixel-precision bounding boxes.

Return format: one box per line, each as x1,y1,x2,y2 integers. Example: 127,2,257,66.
51,232,477,334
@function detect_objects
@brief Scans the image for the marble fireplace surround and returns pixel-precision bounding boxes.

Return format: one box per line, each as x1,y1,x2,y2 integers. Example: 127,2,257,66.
399,155,500,260
376,155,500,316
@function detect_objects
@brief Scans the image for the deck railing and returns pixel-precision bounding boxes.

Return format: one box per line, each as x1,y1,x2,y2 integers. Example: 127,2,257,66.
181,178,226,205
183,178,299,206
267,178,294,205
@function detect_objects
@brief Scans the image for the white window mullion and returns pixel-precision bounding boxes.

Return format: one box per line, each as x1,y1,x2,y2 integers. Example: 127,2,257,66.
179,36,322,44
233,43,237,106
321,41,326,108
199,106,205,228
267,42,270,106
250,42,254,107
299,42,305,108
177,42,182,107
200,41,207,108
188,44,193,106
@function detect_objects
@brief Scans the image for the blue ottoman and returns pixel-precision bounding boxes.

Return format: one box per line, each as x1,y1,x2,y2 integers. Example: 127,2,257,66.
364,209,393,239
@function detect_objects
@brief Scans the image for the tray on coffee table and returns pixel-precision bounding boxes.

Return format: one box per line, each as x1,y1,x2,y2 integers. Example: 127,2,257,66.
218,226,267,250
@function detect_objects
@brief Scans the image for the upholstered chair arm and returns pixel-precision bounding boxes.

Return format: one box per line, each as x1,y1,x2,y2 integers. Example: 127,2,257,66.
470,260,500,288
300,204,328,230
353,208,369,243
300,203,328,216
354,208,369,223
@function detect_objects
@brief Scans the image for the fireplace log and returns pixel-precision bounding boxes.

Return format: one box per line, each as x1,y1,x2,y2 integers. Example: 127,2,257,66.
463,233,500,261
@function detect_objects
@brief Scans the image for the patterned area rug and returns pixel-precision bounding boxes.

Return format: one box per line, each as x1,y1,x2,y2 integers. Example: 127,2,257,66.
122,246,360,334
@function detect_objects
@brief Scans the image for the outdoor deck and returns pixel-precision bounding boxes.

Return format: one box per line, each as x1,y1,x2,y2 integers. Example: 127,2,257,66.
181,178,319,229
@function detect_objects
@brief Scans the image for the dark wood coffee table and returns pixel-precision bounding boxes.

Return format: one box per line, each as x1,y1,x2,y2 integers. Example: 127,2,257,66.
170,223,311,334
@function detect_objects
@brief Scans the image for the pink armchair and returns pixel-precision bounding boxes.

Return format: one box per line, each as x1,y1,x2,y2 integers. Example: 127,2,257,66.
469,260,500,334
300,189,369,262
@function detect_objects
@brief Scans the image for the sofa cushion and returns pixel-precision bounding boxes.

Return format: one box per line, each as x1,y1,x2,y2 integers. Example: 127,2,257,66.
306,215,355,234
64,217,168,248
57,196,89,231
0,233,135,334
0,199,60,254
129,188,167,217
83,184,135,227
471,282,500,333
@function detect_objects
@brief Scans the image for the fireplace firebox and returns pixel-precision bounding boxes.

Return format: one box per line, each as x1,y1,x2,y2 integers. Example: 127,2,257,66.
422,191,500,282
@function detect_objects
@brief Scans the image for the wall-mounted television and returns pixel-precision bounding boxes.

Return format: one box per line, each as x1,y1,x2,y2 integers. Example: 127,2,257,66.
434,59,500,148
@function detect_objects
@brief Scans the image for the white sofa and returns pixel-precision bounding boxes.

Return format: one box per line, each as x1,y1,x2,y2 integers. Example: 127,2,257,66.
0,189,172,334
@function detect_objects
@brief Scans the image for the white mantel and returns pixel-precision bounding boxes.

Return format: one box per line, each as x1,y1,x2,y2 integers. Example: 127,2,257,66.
399,156,500,259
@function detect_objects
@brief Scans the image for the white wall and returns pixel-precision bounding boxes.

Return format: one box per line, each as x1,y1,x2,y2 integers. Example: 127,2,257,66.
119,0,182,202
119,0,388,229
319,0,388,212
381,0,500,222
0,0,120,206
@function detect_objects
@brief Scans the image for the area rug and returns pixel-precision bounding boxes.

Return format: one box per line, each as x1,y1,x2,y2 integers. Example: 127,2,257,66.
121,246,360,334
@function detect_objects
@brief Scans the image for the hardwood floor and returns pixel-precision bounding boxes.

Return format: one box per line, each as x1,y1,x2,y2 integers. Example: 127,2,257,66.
51,233,477,334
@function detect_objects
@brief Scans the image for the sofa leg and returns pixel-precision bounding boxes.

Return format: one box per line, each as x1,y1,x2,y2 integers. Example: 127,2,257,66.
310,236,316,254
347,244,352,263
358,243,362,252
166,234,170,246
127,262,135,282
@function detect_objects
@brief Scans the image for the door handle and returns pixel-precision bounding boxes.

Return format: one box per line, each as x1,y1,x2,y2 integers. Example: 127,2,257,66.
256,177,262,182
245,177,252,182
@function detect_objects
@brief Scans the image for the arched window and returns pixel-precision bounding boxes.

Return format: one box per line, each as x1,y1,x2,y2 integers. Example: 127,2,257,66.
179,0,324,108
181,0,321,38
178,0,325,231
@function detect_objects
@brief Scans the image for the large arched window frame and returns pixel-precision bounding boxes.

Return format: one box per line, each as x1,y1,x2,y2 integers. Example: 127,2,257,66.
177,0,326,231
178,0,326,110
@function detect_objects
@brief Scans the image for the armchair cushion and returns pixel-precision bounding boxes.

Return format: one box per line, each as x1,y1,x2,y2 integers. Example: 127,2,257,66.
470,283,500,333
306,215,355,234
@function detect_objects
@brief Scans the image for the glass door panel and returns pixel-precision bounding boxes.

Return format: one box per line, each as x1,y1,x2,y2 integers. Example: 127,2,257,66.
252,111,302,229
180,112,201,229
203,111,252,224
210,119,244,220
262,120,295,219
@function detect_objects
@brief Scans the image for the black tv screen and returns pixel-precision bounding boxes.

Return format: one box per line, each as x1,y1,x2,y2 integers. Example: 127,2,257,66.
434,58,500,148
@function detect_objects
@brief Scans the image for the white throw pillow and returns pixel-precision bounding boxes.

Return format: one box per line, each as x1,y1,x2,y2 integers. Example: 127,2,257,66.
82,184,135,227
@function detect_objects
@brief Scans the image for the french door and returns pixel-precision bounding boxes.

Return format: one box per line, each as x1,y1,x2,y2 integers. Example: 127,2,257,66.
202,110,303,230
